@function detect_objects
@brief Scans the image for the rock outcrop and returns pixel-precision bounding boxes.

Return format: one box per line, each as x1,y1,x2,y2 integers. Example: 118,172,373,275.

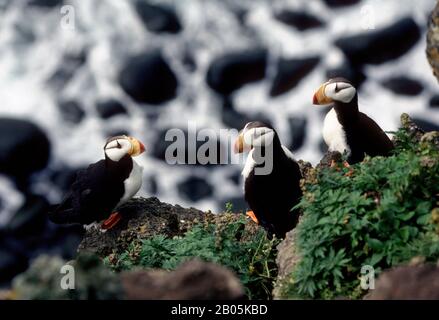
427,0,439,84
78,197,211,257
272,228,300,299
11,254,245,300
365,264,439,300
121,259,245,300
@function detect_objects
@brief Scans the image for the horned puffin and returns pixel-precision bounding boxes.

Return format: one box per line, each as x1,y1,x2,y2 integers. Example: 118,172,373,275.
48,135,145,231
234,122,302,238
313,77,394,164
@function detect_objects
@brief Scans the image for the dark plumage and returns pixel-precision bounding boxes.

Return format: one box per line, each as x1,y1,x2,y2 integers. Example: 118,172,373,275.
48,135,145,228
333,97,394,163
235,122,302,238
48,155,132,225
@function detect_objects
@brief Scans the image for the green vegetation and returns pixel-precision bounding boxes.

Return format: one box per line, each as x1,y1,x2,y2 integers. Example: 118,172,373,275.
105,214,279,299
282,125,439,299
13,254,123,300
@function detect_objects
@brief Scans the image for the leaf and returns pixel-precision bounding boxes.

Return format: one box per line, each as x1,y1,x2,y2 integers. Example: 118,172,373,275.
318,217,332,225
399,211,415,221
367,238,384,250
399,226,410,242
416,202,431,215
416,214,431,225
369,253,384,266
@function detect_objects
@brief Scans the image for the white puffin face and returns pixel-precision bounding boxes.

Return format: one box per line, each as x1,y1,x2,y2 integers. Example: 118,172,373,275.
234,122,275,153
313,79,357,105
324,82,356,103
104,135,145,162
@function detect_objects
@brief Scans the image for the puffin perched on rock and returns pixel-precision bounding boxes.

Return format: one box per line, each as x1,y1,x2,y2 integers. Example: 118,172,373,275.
313,77,394,164
48,135,145,231
234,122,302,238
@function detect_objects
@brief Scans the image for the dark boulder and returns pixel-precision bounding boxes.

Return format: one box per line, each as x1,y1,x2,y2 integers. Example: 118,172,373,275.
274,10,324,31
119,51,178,105
411,118,439,132
177,176,213,202
96,99,127,119
58,100,85,124
134,1,182,34
151,127,226,166
319,138,328,154
45,225,85,259
146,175,158,195
321,0,361,8
335,17,421,65
0,247,28,285
0,118,50,181
50,166,81,193
326,62,366,89
47,51,87,91
288,117,307,152
429,94,439,108
206,49,267,95
122,259,244,300
182,50,197,72
270,56,320,97
7,194,49,237
105,129,130,138
221,98,271,130
228,170,242,186
381,76,424,96
27,0,63,7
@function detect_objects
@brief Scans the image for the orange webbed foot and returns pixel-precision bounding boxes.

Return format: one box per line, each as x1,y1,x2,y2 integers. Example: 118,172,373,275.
246,210,259,224
102,212,122,230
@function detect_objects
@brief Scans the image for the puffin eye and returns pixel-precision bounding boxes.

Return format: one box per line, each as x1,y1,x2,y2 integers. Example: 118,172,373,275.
116,141,122,149
335,83,340,93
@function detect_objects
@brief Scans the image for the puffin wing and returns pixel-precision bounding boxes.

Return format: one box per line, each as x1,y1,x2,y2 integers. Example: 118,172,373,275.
49,160,120,224
358,112,394,157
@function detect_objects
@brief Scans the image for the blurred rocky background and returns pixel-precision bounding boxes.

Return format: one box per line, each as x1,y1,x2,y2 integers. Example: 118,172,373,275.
1,0,439,288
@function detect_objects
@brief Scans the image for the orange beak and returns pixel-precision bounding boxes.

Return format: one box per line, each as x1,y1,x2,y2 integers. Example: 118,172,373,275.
234,133,244,154
234,130,252,154
128,137,146,157
313,83,333,105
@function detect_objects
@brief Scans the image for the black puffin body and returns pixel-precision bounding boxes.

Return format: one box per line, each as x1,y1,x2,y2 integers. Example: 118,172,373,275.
235,122,302,238
313,78,394,164
48,136,145,228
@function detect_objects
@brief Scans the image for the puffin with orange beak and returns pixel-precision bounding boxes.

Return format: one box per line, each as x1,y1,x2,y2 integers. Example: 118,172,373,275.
48,135,145,231
313,77,393,164
234,122,302,238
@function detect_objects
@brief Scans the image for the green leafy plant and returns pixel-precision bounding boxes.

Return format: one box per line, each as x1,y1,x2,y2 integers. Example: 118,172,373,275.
225,202,234,214
106,215,279,299
283,126,439,299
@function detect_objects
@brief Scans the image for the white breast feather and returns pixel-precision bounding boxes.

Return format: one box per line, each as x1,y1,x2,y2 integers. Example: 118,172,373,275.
118,160,143,206
323,108,350,154
241,145,295,191
241,149,256,190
